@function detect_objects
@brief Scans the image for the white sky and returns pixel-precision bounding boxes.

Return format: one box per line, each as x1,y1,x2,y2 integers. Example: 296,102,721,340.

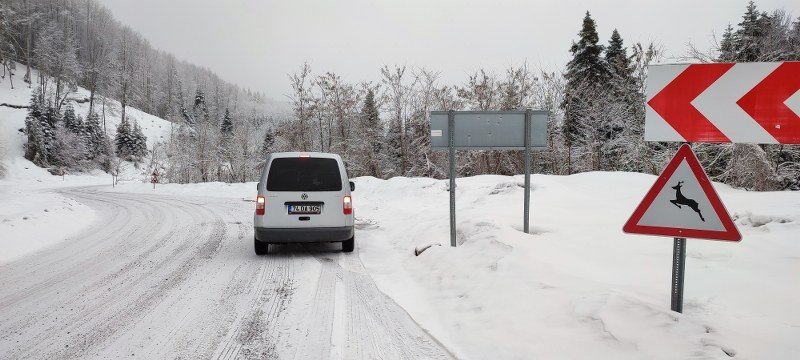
99,0,799,100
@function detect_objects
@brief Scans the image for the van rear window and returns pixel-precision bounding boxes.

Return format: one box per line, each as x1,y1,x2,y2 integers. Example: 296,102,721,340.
267,158,342,191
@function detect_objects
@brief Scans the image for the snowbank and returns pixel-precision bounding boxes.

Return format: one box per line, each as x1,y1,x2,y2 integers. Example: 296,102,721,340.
0,185,96,263
354,173,800,359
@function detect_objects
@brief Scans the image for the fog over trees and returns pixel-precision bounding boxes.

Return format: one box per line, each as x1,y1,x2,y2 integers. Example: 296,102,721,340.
1,1,798,190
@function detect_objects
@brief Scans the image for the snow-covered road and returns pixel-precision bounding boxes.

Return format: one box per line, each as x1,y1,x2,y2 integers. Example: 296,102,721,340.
0,187,453,359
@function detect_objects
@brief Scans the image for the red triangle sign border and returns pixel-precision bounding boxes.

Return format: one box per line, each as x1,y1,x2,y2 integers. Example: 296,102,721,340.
623,144,741,241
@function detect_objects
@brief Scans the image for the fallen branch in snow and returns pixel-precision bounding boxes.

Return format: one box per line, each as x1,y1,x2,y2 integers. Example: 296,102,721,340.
414,243,441,256
0,103,28,109
69,97,90,104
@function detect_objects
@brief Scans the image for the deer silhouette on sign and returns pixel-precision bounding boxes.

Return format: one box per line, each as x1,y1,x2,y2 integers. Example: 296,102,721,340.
669,181,705,221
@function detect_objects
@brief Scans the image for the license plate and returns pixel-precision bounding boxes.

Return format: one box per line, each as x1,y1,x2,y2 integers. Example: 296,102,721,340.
288,205,321,215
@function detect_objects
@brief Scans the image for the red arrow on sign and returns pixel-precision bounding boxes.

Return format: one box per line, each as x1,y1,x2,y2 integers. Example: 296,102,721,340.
645,62,800,144
737,62,800,144
647,63,734,143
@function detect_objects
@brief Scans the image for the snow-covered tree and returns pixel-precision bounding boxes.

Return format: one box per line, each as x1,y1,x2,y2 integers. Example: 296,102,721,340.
85,111,114,169
381,65,411,176
0,3,19,89
114,116,133,159
360,89,383,177
220,108,233,135
562,11,610,173
718,25,737,61
734,1,766,62
131,120,148,158
260,127,275,157
288,63,313,151
52,124,87,168
24,90,49,166
62,103,83,135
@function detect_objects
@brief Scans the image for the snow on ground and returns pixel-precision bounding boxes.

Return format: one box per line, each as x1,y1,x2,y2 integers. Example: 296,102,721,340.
0,159,797,358
62,172,800,359
352,173,800,359
1,64,173,262
0,184,95,263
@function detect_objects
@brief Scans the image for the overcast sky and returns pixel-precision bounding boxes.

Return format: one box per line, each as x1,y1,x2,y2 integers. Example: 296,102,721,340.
98,0,799,100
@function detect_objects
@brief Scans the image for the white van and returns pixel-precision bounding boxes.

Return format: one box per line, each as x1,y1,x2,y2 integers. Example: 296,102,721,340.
253,152,355,255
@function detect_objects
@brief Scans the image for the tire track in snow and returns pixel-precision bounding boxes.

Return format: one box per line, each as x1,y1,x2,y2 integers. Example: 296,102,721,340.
308,250,454,360
0,188,226,359
0,187,454,359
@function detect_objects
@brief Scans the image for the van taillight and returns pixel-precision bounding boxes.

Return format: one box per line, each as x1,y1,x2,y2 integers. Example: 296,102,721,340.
343,196,352,215
256,195,266,215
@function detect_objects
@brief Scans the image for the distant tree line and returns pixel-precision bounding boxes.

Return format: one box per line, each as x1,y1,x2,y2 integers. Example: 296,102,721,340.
0,0,279,179
0,0,272,120
268,2,800,190
2,1,798,190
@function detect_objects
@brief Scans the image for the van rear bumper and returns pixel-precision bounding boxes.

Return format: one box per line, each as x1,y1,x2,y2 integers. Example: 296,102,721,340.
255,226,354,243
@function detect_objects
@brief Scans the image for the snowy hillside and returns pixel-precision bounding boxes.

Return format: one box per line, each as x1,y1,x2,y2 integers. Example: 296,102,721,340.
0,65,175,260
0,64,173,180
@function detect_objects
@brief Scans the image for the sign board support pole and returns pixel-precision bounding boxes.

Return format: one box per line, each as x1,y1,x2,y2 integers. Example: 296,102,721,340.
524,109,532,234
671,237,686,313
448,110,457,247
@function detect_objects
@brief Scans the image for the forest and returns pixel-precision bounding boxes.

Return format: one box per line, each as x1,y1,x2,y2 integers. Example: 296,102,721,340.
270,2,800,190
1,1,799,190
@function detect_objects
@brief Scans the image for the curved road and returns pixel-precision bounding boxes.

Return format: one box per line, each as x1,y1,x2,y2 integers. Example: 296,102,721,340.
0,187,453,359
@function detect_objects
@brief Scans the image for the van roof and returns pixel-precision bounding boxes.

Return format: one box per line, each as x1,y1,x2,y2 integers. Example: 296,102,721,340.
269,152,342,160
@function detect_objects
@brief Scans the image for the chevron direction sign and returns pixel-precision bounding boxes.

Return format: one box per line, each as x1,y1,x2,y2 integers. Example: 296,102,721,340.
645,62,800,144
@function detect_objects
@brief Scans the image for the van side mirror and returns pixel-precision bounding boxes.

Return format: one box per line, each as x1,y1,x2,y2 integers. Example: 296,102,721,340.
349,181,355,192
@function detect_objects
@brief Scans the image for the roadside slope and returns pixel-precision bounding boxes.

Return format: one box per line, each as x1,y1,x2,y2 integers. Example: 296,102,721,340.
355,173,800,359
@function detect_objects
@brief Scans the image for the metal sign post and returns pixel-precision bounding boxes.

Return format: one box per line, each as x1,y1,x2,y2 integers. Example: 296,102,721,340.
431,110,549,247
151,169,160,190
671,237,687,313
624,145,740,313
523,109,532,234
448,110,457,247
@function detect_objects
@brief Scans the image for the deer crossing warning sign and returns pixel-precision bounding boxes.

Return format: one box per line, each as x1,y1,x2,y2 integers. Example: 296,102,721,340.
623,144,741,241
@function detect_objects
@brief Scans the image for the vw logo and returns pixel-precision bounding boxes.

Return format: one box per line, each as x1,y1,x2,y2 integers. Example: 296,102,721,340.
301,193,308,200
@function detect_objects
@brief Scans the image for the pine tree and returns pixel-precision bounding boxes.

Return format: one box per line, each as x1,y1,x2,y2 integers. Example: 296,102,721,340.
605,29,632,82
600,29,635,169
62,103,83,135
385,118,404,177
41,103,60,162
131,120,148,158
261,127,275,157
192,88,208,123
562,11,610,173
718,24,737,61
734,1,765,61
115,116,133,159
85,112,113,170
360,89,383,177
24,90,48,166
220,108,233,135
565,12,610,86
